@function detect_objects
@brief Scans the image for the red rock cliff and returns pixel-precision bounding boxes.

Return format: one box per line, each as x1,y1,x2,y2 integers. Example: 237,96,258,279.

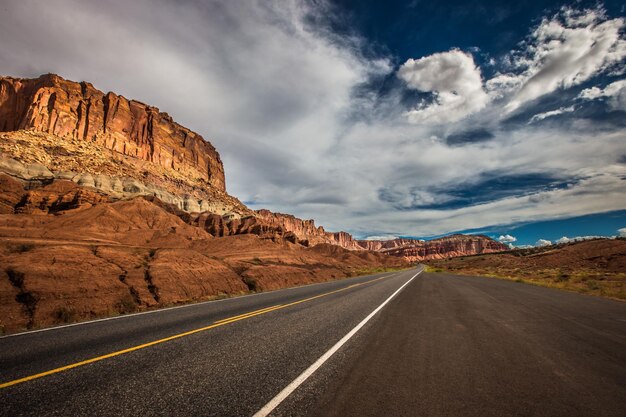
253,210,365,249
255,210,327,243
251,211,507,259
381,234,508,261
0,74,225,191
356,238,423,251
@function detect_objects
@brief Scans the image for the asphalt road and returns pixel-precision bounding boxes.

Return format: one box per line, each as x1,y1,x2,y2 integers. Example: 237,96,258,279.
1,269,625,416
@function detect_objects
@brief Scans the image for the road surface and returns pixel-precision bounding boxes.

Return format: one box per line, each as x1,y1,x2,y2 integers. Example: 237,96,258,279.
1,269,625,416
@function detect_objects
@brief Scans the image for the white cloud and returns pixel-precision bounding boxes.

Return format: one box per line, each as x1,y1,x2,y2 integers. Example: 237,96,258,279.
579,79,626,110
529,106,576,123
618,228,626,237
535,239,552,247
513,245,534,249
498,234,517,243
556,236,572,244
397,49,489,124
485,73,524,99
363,235,401,241
556,235,606,244
502,7,626,113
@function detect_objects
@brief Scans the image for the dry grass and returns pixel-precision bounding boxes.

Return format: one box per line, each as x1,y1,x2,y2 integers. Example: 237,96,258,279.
426,239,626,300
426,263,626,300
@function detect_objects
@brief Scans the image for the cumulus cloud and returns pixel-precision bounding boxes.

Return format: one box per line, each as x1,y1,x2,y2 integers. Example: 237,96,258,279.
502,6,626,113
513,245,534,249
556,236,572,244
579,79,626,110
397,50,489,124
618,228,626,237
535,239,552,247
555,235,607,244
498,234,517,243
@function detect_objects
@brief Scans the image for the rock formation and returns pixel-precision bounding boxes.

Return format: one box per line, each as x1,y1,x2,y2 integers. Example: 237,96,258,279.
0,74,225,191
379,234,508,261
249,209,507,259
356,238,425,252
254,210,363,249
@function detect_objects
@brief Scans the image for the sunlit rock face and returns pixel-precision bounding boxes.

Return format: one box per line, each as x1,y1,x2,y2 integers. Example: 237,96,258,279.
0,74,225,191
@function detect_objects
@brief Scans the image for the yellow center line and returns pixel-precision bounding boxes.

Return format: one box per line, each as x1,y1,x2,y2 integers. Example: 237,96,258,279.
0,273,396,389
213,304,285,324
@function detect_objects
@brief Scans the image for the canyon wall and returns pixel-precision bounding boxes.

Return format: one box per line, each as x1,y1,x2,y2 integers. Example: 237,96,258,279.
0,74,225,191
251,210,507,260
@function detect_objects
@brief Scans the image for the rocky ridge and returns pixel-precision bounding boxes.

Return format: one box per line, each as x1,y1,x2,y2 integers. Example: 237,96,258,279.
378,234,509,261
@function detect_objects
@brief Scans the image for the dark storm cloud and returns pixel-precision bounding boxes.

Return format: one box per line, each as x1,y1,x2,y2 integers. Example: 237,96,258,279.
445,129,494,146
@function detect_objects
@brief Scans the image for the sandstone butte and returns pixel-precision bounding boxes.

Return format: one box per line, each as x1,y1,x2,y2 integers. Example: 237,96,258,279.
0,73,225,191
0,73,507,333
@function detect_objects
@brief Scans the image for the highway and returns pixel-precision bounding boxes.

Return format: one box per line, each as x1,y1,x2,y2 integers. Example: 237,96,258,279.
1,268,625,416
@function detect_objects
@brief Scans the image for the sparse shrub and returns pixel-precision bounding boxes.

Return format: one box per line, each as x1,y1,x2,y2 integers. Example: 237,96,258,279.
556,272,570,282
243,277,258,292
117,294,139,314
53,306,76,323
5,268,25,287
250,257,263,265
586,280,600,291
214,292,228,300
44,145,73,156
11,244,34,253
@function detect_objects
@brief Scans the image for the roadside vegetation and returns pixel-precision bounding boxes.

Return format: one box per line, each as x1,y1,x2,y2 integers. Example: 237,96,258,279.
425,239,626,300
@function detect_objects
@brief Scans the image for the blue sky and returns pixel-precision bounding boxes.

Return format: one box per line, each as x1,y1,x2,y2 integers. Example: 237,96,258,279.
0,0,625,245
428,209,626,246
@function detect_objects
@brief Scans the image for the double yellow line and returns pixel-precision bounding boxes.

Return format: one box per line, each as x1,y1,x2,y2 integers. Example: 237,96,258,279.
0,274,392,389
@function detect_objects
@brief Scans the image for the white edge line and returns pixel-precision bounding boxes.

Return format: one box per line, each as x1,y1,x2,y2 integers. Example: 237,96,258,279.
252,267,423,417
0,270,405,339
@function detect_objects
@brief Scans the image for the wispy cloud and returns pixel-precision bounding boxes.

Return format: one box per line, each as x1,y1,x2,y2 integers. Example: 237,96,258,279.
502,6,626,113
529,106,576,123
